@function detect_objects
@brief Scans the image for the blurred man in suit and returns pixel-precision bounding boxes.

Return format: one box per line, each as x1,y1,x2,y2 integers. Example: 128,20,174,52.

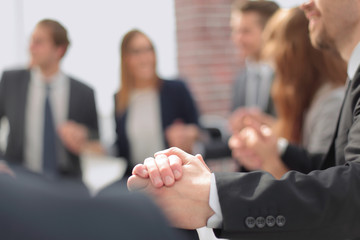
0,19,99,179
128,0,360,239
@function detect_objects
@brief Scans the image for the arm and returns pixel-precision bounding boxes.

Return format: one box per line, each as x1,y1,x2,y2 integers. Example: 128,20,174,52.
165,80,201,153
59,87,101,155
129,146,360,239
213,161,360,239
0,72,7,159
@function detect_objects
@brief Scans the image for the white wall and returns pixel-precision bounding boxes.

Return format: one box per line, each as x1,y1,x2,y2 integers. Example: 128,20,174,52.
275,0,305,8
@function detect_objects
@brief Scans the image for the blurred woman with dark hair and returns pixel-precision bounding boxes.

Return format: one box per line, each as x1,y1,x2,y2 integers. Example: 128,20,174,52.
115,30,200,176
229,8,347,177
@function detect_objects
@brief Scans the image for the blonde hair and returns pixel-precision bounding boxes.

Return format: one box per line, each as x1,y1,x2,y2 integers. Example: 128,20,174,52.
115,30,160,114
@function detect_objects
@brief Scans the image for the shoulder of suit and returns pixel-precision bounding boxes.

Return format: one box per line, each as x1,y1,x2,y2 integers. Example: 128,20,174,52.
160,78,188,91
68,76,94,93
1,68,30,80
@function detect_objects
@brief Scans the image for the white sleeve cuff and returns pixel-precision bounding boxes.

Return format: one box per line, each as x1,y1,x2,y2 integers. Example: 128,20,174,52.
277,138,289,156
206,173,223,229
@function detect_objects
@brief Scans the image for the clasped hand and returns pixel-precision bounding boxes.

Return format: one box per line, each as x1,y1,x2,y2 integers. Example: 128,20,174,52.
127,147,214,229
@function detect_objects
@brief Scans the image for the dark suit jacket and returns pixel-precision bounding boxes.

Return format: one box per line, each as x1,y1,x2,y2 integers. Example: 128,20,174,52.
213,69,360,239
0,165,187,240
0,69,99,178
115,79,199,175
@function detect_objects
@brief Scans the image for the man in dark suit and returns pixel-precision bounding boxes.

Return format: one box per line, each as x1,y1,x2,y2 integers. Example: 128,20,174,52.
128,0,360,239
0,163,188,240
0,19,99,178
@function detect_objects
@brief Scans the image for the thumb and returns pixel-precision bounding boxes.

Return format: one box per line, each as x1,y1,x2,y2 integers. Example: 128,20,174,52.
195,154,210,172
155,147,192,165
127,175,150,192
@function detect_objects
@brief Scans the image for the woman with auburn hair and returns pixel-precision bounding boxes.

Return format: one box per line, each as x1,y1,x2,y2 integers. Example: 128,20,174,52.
115,30,200,176
266,7,346,149
229,7,347,177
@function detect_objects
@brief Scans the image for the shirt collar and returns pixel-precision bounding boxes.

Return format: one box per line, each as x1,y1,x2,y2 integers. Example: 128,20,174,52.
31,67,65,87
348,42,360,80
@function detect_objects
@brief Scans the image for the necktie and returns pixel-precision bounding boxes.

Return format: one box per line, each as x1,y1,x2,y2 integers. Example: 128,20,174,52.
254,72,261,106
42,85,58,178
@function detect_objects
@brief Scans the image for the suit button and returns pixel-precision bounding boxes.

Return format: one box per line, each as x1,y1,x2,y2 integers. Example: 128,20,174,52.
255,217,266,228
266,216,276,227
276,215,286,227
245,217,256,229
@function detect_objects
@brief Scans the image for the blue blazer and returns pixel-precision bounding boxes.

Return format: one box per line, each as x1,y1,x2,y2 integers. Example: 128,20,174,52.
115,79,199,175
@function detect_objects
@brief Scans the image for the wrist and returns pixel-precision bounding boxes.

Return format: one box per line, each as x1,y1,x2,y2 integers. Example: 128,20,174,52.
264,156,288,179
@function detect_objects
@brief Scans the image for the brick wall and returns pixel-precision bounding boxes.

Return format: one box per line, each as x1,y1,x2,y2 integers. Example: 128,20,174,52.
175,0,241,117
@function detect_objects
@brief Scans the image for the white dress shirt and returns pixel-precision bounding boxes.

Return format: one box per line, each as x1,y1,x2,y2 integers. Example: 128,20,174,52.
348,42,360,80
207,42,360,229
24,68,69,174
126,88,165,166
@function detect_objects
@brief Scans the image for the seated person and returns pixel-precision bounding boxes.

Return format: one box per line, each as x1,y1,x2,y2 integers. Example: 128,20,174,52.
229,7,347,178
114,29,200,176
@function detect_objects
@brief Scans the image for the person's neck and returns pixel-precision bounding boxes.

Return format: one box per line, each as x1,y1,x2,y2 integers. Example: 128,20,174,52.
40,64,60,80
134,78,157,89
247,53,261,63
338,27,360,63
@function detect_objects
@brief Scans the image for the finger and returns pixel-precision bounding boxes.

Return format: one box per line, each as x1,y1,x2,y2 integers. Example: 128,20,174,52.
144,157,164,188
127,175,150,191
260,125,272,137
168,155,182,180
228,135,243,149
242,121,265,141
155,147,191,165
195,154,210,172
132,164,149,178
154,154,175,187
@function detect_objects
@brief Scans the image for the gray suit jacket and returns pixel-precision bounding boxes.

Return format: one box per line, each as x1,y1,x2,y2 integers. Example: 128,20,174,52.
232,64,276,116
214,69,360,239
0,69,99,178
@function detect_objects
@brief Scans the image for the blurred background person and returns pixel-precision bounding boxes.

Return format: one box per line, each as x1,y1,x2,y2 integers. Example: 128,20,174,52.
0,19,99,179
115,30,200,176
202,0,280,166
229,7,347,178
230,0,279,115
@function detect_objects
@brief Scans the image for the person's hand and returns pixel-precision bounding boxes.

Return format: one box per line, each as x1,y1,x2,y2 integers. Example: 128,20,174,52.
229,127,264,170
229,123,288,179
229,107,276,133
58,121,89,155
128,148,214,229
165,121,199,153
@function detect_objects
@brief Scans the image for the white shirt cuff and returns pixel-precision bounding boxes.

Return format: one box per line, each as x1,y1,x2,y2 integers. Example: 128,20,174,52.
277,138,289,156
206,173,223,228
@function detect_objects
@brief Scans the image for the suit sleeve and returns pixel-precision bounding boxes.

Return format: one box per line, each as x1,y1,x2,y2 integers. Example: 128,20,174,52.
281,144,324,173
212,93,360,239
179,81,199,125
214,160,360,239
0,72,7,159
86,89,99,140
